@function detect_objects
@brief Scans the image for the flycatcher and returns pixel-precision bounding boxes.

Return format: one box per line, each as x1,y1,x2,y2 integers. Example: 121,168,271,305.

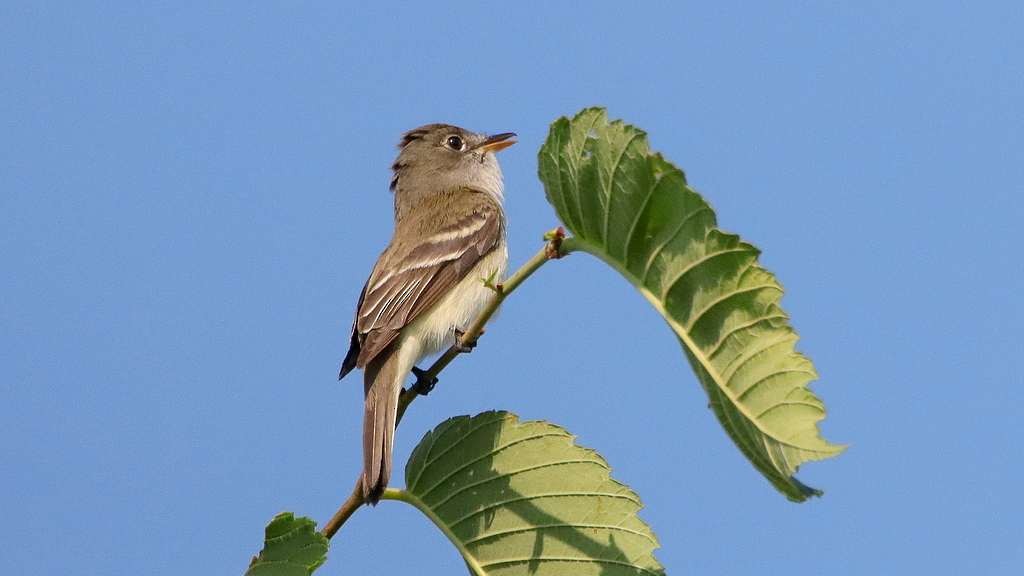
339,124,515,503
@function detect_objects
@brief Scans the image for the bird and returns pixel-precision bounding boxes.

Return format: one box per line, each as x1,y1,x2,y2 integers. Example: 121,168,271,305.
339,124,515,503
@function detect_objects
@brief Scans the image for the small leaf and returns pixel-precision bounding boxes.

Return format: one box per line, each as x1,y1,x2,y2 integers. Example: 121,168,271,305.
397,411,664,575
538,108,845,501
246,512,328,576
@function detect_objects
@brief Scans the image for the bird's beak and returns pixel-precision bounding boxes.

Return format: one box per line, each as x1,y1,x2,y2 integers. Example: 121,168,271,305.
476,132,517,153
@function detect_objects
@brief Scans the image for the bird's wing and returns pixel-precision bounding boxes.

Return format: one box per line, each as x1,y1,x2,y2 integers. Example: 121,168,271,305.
338,280,368,379
340,193,503,376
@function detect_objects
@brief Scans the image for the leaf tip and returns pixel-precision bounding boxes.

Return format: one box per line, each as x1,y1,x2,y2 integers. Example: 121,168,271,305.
246,512,329,576
788,476,825,501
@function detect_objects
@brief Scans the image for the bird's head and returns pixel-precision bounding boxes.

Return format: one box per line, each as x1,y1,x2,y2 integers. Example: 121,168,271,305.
390,124,516,219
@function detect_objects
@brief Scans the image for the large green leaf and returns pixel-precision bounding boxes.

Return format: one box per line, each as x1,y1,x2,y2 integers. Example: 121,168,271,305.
246,512,329,576
394,411,663,575
538,107,844,501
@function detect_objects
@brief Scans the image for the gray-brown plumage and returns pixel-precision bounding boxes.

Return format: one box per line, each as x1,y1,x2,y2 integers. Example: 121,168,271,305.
340,124,514,503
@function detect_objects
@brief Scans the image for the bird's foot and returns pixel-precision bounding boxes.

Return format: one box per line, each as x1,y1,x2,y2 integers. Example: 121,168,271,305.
411,366,438,396
453,328,480,354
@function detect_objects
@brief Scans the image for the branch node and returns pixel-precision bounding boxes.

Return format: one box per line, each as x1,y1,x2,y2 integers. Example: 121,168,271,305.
482,270,504,294
453,328,479,354
544,226,566,259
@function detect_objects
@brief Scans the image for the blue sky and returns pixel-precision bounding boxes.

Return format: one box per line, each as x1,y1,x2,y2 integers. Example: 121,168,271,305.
2,2,1022,574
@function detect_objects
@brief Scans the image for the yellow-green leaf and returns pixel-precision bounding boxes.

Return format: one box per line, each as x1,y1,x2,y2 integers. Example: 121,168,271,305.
538,107,845,501
394,411,664,575
246,512,328,576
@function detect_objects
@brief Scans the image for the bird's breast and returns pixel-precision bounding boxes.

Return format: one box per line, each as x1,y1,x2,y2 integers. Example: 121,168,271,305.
400,243,509,361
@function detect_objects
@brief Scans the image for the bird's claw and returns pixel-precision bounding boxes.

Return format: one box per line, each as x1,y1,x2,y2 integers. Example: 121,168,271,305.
411,366,438,396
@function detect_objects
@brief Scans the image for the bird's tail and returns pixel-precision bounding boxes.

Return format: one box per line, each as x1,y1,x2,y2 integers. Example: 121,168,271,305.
362,348,404,504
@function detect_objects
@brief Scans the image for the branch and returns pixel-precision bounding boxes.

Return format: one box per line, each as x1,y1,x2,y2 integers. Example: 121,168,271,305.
397,226,567,420
320,478,363,540
321,227,569,539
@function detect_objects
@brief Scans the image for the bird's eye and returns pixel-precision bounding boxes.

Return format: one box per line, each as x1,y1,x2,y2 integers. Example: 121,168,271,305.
446,135,464,150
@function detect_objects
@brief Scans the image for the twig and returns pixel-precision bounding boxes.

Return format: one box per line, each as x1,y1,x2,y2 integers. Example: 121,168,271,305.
320,227,569,539
320,478,363,540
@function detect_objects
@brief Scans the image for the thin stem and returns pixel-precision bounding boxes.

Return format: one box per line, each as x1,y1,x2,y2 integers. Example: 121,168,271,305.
320,478,363,540
320,228,569,539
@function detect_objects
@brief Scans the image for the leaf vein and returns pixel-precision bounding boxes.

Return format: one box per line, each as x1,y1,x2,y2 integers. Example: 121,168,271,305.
479,556,662,575
684,283,782,334
449,491,642,529
602,130,643,251
640,206,714,284
426,458,606,508
418,432,577,500
705,312,789,360
465,523,657,547
735,368,817,401
755,400,825,419
418,413,515,475
728,337,803,396
622,169,667,271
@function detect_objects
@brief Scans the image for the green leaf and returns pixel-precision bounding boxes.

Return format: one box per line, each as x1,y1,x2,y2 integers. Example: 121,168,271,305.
246,512,329,576
394,411,664,576
538,107,845,501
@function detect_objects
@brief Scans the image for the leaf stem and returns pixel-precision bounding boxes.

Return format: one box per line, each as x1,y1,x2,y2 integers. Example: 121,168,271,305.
320,228,569,539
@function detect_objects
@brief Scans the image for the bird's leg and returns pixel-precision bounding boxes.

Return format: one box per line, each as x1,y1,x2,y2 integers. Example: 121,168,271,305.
410,366,438,396
453,327,483,354
410,327,487,395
